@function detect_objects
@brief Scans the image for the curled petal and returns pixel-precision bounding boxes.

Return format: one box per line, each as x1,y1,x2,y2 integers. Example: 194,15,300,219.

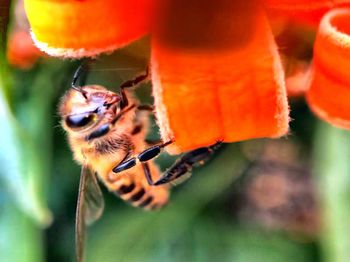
264,0,350,27
307,8,350,129
152,0,289,154
24,0,153,58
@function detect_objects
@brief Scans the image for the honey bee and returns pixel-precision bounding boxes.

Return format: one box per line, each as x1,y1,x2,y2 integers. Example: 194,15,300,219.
59,64,221,261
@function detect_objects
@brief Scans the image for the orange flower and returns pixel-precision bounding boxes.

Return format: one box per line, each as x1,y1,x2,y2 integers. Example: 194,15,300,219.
23,0,350,153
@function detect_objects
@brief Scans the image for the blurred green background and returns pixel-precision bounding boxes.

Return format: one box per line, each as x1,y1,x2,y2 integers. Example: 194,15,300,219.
2,2,350,262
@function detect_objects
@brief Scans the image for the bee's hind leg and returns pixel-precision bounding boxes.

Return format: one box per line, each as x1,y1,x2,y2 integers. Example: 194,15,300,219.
154,141,222,186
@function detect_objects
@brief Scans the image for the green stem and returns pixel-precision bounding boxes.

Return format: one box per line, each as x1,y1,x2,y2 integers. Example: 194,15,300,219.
314,121,350,262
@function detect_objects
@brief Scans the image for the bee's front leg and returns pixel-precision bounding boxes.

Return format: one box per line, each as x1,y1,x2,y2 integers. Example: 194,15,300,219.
119,67,149,109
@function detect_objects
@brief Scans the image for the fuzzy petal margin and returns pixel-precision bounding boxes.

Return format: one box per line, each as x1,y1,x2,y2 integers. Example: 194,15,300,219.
307,8,350,129
264,0,350,27
152,0,289,154
24,0,153,58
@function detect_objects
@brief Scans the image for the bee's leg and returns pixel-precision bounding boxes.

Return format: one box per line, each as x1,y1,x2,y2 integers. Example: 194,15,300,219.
154,141,222,185
113,157,138,173
131,104,156,137
112,140,173,174
145,139,162,146
120,67,149,109
137,104,154,111
111,104,136,124
113,141,221,186
142,162,155,185
138,141,222,186
137,140,173,162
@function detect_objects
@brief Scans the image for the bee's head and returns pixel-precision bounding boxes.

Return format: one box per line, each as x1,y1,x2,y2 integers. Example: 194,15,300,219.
59,85,121,133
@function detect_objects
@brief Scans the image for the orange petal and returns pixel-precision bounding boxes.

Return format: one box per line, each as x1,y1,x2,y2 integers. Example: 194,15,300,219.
152,0,289,154
264,0,350,27
24,0,153,58
307,8,350,129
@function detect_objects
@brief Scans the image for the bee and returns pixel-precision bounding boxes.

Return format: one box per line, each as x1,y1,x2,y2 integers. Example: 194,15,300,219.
59,64,222,261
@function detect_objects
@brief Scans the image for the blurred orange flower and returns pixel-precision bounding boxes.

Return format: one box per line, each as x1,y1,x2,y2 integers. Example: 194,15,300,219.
23,0,350,152
7,30,43,69
7,0,44,69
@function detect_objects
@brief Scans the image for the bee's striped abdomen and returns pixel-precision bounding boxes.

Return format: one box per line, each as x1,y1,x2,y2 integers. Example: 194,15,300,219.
114,181,167,210
107,163,169,210
129,187,146,202
116,183,135,194
139,196,153,207
87,115,169,211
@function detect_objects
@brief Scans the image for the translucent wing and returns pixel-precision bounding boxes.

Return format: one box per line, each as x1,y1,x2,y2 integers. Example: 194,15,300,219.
76,166,104,262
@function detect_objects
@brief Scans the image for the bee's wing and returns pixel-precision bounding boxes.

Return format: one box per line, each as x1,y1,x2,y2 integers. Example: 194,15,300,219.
76,166,104,262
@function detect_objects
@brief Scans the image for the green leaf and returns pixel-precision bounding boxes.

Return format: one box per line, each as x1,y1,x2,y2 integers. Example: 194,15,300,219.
0,74,52,226
314,121,350,262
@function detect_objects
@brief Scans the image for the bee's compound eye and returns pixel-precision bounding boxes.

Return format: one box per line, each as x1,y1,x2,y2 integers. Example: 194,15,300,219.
65,113,95,129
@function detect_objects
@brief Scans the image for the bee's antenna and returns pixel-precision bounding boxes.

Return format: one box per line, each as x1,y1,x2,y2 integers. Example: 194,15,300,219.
72,62,91,99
